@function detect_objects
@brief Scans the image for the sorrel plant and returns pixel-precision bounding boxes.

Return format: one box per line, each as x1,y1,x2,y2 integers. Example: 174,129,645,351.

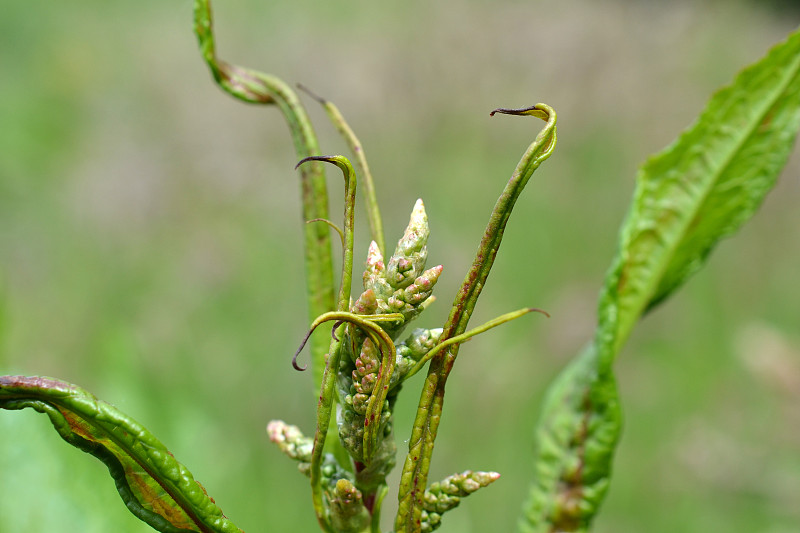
2,3,800,532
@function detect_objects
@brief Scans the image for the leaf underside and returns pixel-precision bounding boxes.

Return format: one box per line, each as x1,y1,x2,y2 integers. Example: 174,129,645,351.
0,375,244,533
605,26,800,355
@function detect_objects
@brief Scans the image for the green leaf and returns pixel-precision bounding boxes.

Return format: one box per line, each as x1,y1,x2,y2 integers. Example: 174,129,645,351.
0,375,244,533
521,27,800,533
602,27,800,358
519,348,621,533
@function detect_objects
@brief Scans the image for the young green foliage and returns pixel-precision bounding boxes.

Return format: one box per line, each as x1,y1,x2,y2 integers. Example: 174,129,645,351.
520,26,800,533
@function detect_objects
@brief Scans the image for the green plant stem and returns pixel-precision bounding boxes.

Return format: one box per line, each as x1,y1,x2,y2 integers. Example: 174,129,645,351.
370,486,389,533
194,0,335,389
296,156,357,532
294,310,397,532
299,84,386,254
395,104,557,533
401,307,548,383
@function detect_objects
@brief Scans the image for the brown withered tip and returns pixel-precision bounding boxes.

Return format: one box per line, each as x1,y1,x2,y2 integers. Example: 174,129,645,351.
291,353,307,371
297,83,327,105
528,307,551,318
292,329,315,371
331,320,346,342
295,155,334,170
490,105,540,117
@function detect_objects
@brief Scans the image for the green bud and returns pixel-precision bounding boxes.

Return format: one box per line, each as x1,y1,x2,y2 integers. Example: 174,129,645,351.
327,478,371,533
351,288,378,315
402,265,443,305
405,327,443,360
351,421,397,492
337,388,392,464
380,265,443,340
393,328,444,386
266,420,313,463
363,241,392,302
352,339,380,415
386,199,429,290
420,509,440,533
337,401,365,461
387,265,443,317
419,470,501,531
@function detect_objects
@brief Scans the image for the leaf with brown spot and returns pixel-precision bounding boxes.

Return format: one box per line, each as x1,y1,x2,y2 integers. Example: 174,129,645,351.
0,376,244,533
521,26,800,533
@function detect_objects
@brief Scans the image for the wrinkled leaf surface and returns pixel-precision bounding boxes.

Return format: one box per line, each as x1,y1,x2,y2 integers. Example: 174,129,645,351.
522,27,800,533
0,375,244,533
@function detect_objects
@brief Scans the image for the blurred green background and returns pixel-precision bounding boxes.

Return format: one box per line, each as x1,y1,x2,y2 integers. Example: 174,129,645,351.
2,1,799,532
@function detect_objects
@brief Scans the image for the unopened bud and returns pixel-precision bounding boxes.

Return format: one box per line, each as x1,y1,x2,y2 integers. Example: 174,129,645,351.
419,470,501,530
267,420,313,463
328,478,370,533
386,199,429,290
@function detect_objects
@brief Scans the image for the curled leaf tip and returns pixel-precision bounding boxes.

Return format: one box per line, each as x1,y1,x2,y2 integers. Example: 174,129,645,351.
489,104,553,123
331,320,346,341
296,155,356,180
295,155,331,170
490,104,539,116
528,307,551,318
292,329,314,371
292,354,307,371
297,82,327,104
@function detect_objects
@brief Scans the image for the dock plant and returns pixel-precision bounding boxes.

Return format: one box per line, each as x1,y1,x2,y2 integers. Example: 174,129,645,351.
2,3,800,533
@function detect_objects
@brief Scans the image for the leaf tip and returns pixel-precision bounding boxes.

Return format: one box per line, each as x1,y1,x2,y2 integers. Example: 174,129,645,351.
528,307,551,318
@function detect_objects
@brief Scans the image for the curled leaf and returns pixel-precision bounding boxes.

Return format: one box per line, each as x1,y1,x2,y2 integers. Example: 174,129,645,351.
519,349,621,533
0,375,244,533
194,0,336,389
298,83,386,253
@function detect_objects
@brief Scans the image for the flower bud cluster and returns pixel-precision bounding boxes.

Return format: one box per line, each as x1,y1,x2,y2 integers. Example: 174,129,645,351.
393,328,443,386
420,470,501,532
337,200,443,468
385,199,429,289
337,390,392,463
358,199,443,340
350,339,380,415
267,420,313,466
